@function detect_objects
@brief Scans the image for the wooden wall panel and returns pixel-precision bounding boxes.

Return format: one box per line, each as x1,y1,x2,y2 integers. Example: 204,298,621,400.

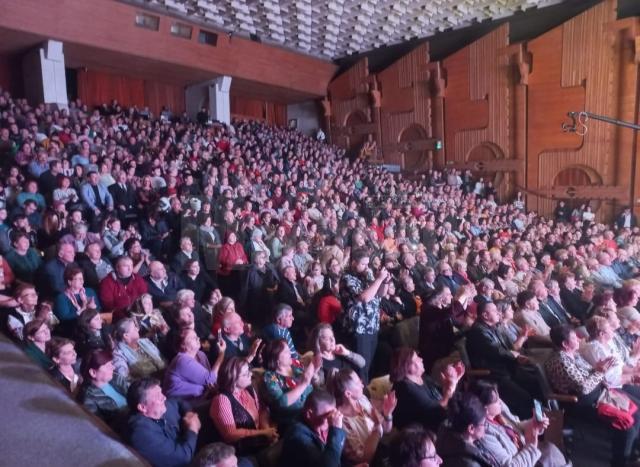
442,24,524,201
0,54,23,97
230,94,287,126
377,43,441,170
526,0,638,220
327,58,379,158
77,69,185,116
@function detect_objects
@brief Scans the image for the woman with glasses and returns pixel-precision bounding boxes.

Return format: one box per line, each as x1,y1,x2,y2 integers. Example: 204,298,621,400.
436,392,494,466
210,357,279,458
390,427,442,467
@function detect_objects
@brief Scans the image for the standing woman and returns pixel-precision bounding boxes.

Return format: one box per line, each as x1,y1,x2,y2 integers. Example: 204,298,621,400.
218,231,248,300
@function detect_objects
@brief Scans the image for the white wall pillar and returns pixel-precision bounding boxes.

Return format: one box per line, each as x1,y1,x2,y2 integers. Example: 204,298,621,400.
210,76,232,125
22,40,68,108
185,75,232,125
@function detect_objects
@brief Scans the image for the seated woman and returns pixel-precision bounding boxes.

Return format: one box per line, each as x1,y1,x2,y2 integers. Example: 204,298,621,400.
390,347,464,432
308,323,365,386
74,308,111,355
53,266,101,337
180,259,217,303
48,337,82,395
436,392,494,466
163,328,225,403
78,349,129,429
262,339,317,430
5,232,42,284
470,380,570,467
545,325,640,467
22,318,53,370
102,217,128,259
128,293,169,345
111,317,166,380
210,357,279,457
390,427,442,467
210,296,237,336
333,368,397,466
580,315,640,395
496,299,533,353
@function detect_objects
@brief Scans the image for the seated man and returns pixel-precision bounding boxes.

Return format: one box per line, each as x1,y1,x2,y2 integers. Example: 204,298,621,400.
126,378,201,467
214,312,261,365
146,261,183,309
280,389,346,467
99,256,148,321
261,303,300,359
192,443,239,467
39,242,77,299
466,301,543,418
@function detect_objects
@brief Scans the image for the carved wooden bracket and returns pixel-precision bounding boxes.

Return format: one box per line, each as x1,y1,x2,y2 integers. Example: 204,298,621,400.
385,138,440,153
331,122,377,137
446,159,524,172
533,185,628,200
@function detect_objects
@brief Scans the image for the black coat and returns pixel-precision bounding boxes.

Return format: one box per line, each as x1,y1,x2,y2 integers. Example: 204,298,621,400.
465,321,517,377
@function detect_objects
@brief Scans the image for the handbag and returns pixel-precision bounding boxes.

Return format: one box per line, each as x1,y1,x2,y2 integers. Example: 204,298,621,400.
596,387,637,430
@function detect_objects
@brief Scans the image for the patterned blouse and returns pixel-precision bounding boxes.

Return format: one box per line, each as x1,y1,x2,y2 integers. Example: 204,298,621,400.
263,361,312,426
544,350,604,396
339,272,381,335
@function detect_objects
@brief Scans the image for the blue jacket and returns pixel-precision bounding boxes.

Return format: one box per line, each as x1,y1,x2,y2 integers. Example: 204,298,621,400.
280,421,346,467
127,399,197,467
262,323,299,359
53,287,101,322
80,182,113,211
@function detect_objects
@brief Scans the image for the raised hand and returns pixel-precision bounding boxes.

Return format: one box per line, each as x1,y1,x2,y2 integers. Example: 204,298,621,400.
382,390,397,418
329,409,343,429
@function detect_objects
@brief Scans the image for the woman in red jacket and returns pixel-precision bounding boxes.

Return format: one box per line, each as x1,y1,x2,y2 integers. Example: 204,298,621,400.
218,231,248,300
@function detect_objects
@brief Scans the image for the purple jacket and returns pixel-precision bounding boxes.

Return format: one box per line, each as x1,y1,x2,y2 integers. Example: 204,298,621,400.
163,351,215,399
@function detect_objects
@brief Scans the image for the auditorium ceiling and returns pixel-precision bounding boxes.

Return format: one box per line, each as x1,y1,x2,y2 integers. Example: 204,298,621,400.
126,0,564,59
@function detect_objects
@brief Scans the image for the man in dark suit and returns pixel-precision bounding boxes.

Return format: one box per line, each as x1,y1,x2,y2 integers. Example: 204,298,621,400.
109,171,137,225
213,312,261,365
145,261,183,309
171,237,202,274
276,265,306,314
466,301,542,418
529,279,569,328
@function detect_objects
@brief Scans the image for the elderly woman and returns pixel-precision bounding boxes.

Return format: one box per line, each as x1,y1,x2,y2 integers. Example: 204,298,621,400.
580,315,640,393
5,232,42,284
262,338,317,430
210,357,279,456
218,231,248,299
545,324,640,467
48,337,82,395
74,308,111,355
128,293,168,344
390,347,464,432
308,323,365,386
615,287,640,348
22,318,53,370
180,259,218,303
250,228,271,262
210,296,237,336
111,317,166,379
333,368,397,465
53,266,101,335
78,349,129,428
469,380,571,467
163,328,225,403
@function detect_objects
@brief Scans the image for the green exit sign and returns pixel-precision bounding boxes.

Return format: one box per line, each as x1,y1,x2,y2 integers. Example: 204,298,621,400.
435,140,443,150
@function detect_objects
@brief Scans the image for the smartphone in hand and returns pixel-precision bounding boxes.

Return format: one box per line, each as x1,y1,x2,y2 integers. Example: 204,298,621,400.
533,399,544,422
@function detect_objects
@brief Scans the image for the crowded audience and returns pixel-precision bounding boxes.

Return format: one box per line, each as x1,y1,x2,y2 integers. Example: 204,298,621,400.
3,87,640,466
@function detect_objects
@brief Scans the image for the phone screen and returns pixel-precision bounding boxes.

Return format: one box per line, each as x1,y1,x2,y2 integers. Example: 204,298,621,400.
533,399,543,422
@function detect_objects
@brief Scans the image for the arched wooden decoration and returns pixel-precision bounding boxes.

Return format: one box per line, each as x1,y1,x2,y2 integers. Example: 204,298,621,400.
399,124,431,172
